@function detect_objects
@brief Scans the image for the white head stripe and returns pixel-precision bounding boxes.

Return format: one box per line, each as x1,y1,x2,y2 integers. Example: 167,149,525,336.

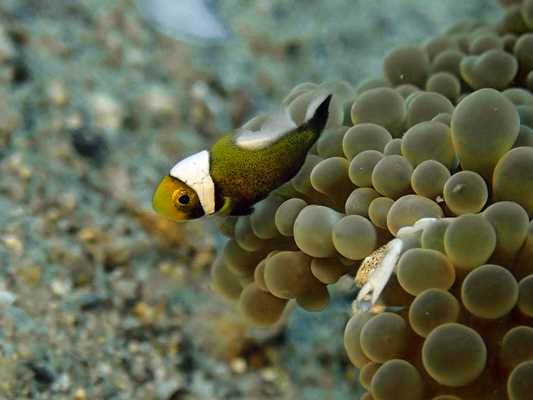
169,150,216,215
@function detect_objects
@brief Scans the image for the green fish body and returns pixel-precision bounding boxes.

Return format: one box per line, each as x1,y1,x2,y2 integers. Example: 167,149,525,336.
153,93,332,221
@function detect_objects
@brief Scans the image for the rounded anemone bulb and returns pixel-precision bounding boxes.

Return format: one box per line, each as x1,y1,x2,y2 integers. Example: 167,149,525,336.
371,359,424,400
432,112,452,126
461,264,519,319
406,92,454,128
238,282,288,326
397,248,456,296
514,221,533,280
342,123,392,160
503,88,533,106
293,205,342,257
349,150,385,187
253,257,269,291
443,170,489,215
482,201,530,266
409,288,460,338
422,323,487,387
513,33,533,84
460,49,519,90
275,198,307,237
524,2,533,28
432,48,465,78
396,83,420,99
291,154,328,201
234,215,266,252
344,312,375,369
469,32,503,55
316,126,349,158
372,155,414,199
211,255,243,301
360,312,409,363
359,362,381,390
295,284,330,312
222,238,267,276
451,88,519,182
345,187,381,218
421,218,452,255
310,257,349,285
250,196,285,239
500,326,533,371
310,157,354,208
507,361,533,400
444,214,496,273
332,214,378,260
425,71,461,102
424,35,457,61
368,196,395,230
387,195,443,237
411,159,451,200
516,104,533,127
513,125,533,148
401,121,455,169
350,87,406,138
383,44,431,88
383,138,403,156
517,275,533,317
493,147,533,216
263,251,320,300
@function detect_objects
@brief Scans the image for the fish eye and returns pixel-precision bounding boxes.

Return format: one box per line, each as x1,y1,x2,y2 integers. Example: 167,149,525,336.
178,195,190,205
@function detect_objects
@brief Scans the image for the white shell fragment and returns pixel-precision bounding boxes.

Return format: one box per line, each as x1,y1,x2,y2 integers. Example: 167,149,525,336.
0,291,17,306
353,217,438,314
170,150,216,215
135,0,231,43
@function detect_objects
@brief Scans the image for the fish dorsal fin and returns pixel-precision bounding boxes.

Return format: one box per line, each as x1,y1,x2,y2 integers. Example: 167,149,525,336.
234,107,297,150
305,92,331,122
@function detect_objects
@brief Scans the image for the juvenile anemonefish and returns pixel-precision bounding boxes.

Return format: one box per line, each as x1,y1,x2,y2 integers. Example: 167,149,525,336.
152,93,332,221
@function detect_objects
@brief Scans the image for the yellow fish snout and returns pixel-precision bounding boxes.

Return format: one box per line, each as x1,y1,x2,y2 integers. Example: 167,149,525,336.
152,175,202,221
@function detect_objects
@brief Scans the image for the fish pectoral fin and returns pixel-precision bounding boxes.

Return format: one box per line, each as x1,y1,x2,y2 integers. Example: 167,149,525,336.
218,197,255,216
218,197,234,216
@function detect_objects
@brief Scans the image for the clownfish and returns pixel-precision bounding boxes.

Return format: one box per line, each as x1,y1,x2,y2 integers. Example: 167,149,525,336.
152,93,332,221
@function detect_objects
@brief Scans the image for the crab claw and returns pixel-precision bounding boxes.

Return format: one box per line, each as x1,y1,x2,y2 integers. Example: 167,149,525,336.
353,238,403,313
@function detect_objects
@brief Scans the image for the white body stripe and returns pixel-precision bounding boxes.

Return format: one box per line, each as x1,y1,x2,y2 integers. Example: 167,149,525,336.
235,107,297,150
169,150,216,215
234,91,329,150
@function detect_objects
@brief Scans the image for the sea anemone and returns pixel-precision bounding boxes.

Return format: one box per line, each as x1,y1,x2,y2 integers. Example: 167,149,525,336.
211,1,533,398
